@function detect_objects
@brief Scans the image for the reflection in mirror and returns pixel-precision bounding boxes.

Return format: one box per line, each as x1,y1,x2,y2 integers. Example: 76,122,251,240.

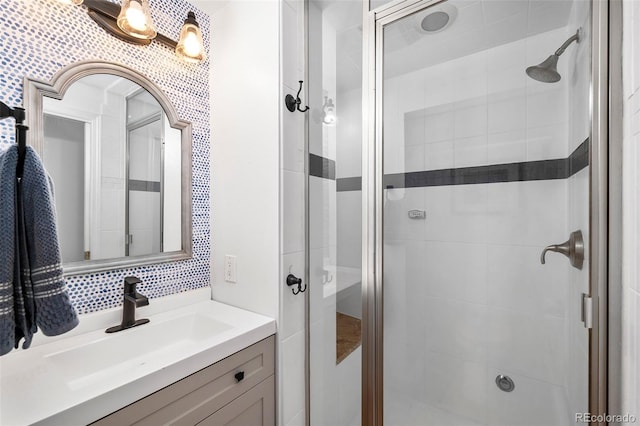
26,65,192,274
43,74,181,263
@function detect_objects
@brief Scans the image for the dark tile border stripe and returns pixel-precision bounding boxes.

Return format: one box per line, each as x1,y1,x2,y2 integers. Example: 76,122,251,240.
309,153,335,180
129,179,161,192
313,138,589,192
337,176,362,192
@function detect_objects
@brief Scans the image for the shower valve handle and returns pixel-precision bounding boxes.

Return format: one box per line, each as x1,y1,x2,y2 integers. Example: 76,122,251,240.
540,230,584,270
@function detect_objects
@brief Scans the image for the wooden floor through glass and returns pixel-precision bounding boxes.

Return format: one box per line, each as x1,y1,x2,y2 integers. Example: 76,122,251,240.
336,312,361,364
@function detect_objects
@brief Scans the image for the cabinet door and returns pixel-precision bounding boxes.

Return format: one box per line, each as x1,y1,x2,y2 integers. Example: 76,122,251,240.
198,376,275,426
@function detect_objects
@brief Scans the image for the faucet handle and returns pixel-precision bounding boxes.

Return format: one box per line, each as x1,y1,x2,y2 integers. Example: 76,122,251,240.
124,276,142,292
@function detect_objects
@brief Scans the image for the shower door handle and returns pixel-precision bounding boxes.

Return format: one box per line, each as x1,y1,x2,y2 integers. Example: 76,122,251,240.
540,230,584,270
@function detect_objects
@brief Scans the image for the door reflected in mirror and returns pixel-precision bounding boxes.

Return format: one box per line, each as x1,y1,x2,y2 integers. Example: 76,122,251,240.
42,74,182,264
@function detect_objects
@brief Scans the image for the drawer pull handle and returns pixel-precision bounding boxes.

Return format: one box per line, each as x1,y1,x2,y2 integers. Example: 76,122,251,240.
234,371,245,383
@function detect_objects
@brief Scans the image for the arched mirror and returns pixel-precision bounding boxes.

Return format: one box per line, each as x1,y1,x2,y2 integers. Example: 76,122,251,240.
24,61,192,275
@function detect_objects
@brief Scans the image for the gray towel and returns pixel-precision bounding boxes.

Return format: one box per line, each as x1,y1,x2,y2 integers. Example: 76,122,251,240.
0,145,78,356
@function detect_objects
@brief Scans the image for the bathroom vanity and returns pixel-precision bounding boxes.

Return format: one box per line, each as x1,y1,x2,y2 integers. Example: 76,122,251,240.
92,336,275,425
0,289,276,425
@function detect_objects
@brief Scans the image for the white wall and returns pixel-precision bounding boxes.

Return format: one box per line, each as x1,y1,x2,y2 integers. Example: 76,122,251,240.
43,116,85,263
197,1,307,425
622,0,640,423
201,0,281,320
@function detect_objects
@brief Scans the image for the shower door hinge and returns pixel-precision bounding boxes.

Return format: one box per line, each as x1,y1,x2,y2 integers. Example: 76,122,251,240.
582,293,593,329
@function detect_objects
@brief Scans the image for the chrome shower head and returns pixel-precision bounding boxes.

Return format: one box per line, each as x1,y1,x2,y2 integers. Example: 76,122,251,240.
526,28,581,83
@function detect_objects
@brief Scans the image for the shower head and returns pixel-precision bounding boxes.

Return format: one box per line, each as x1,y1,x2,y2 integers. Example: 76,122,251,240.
526,28,581,83
526,54,561,83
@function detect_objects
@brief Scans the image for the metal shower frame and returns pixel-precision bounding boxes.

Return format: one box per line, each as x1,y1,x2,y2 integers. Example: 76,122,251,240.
358,1,622,425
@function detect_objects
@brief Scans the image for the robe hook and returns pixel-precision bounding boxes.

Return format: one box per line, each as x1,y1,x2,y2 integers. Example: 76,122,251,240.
285,81,309,113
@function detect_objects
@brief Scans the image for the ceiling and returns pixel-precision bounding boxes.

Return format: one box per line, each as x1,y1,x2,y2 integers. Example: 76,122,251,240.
333,0,575,92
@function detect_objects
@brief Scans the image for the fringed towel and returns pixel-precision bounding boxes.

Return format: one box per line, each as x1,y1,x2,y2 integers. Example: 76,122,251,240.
0,145,78,356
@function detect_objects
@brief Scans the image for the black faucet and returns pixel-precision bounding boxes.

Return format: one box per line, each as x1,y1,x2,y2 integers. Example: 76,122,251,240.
106,277,150,333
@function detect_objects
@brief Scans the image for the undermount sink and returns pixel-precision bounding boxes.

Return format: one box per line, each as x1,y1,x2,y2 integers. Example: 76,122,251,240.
47,313,232,390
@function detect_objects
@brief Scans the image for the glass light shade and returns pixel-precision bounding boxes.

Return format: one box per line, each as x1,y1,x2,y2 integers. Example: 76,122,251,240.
57,0,84,4
117,0,157,40
322,98,336,125
176,12,206,64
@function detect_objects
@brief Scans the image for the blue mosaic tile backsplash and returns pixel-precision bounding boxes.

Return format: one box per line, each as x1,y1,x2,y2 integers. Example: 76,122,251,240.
0,0,210,314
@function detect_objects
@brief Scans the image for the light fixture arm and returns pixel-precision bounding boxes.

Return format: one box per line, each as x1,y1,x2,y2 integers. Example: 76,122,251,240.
554,28,581,57
83,0,177,48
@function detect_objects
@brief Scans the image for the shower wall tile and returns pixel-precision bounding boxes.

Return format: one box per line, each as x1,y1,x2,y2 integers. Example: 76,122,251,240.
487,129,527,164
454,135,488,168
404,144,426,172
526,123,569,160
487,308,566,386
526,89,569,130
422,351,488,424
281,331,305,425
424,140,455,170
424,109,456,144
283,170,305,254
282,96,305,173
280,251,305,340
454,103,488,139
383,188,427,242
422,241,488,305
424,185,488,243
336,191,362,269
485,179,567,247
486,244,568,319
487,366,568,426
488,90,526,135
423,297,488,362
282,0,301,91
335,86,363,179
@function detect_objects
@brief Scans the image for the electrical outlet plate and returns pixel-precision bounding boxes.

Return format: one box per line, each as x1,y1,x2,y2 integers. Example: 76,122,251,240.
224,255,237,283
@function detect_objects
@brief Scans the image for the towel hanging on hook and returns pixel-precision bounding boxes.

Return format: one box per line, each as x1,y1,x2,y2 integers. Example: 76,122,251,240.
0,101,28,179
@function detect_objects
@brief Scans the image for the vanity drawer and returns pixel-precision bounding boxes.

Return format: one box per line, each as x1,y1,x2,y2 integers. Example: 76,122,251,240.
92,335,275,426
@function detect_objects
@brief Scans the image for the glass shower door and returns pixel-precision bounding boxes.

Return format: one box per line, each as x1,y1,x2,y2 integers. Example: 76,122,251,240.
376,0,592,424
126,91,164,257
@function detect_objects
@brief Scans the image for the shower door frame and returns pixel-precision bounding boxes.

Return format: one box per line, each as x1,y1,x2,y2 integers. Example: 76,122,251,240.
360,0,617,425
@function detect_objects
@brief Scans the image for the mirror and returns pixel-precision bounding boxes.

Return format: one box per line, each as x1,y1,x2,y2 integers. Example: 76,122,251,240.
24,61,192,275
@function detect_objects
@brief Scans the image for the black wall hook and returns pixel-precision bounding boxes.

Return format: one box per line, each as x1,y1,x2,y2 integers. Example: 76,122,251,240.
285,81,309,113
286,273,307,295
1,102,28,179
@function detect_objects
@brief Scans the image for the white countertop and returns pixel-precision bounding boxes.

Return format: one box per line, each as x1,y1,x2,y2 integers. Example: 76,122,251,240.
0,288,276,426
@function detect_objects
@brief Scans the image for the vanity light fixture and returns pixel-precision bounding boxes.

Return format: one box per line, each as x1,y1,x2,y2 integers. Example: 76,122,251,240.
176,11,206,63
117,0,157,40
76,0,206,64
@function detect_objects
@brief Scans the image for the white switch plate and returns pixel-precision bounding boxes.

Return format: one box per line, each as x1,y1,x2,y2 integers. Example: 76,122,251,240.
224,255,237,283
